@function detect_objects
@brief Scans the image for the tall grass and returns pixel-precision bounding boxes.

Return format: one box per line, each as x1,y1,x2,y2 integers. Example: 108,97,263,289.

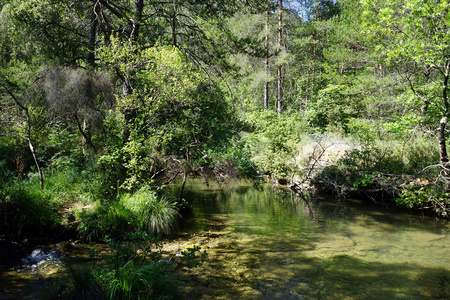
77,186,178,241
120,186,178,234
103,260,180,300
49,263,102,300
0,171,62,238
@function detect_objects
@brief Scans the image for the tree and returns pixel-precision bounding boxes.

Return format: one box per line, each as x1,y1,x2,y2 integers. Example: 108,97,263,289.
43,67,114,153
0,67,46,188
362,0,450,186
277,0,283,115
98,42,236,192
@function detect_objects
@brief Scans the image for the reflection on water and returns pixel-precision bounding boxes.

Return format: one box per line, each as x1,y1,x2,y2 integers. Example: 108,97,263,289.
1,181,449,299
174,180,450,299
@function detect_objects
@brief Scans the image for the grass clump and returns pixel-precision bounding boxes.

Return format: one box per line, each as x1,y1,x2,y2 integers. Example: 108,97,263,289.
120,186,178,234
0,171,62,238
103,260,179,300
77,186,178,241
48,232,181,299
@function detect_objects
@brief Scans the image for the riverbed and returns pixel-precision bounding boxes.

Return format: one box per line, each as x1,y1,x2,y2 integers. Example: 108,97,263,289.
1,181,449,299
168,181,450,299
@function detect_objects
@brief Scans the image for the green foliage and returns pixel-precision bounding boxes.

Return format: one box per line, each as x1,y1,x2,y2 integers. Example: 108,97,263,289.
103,260,179,300
346,118,381,145
49,263,102,300
49,232,181,299
396,184,449,217
0,173,61,238
98,41,238,188
98,134,163,192
352,173,376,188
180,245,208,268
77,203,133,242
304,84,356,132
77,186,178,241
102,232,163,270
314,127,439,194
120,186,178,234
241,110,308,179
99,232,180,300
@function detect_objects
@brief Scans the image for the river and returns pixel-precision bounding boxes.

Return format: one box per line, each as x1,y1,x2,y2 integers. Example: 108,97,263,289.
1,180,449,299
171,181,450,299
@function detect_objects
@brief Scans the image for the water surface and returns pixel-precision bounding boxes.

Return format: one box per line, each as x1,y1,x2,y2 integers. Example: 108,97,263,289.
1,181,449,299
172,181,450,299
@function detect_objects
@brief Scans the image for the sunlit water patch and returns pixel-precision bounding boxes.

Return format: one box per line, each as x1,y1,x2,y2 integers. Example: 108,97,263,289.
171,181,450,299
1,181,449,299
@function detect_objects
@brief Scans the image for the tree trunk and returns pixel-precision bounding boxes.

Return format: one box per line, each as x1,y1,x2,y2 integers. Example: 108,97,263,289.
131,0,144,42
264,8,269,110
73,114,96,154
172,0,178,47
438,115,448,166
178,171,187,203
87,0,100,67
122,77,134,142
1,82,44,188
28,136,44,189
440,68,450,190
122,0,144,142
277,0,283,116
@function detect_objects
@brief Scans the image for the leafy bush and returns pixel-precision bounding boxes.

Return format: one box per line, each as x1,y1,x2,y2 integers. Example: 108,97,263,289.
103,260,179,300
395,184,449,217
313,130,440,200
241,109,308,179
77,203,133,241
99,232,180,299
0,173,61,238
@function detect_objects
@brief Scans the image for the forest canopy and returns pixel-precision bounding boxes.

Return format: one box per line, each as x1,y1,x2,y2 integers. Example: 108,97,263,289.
1,0,449,243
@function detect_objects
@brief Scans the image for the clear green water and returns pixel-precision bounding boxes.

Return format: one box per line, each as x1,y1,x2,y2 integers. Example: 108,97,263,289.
174,181,450,299
1,181,449,299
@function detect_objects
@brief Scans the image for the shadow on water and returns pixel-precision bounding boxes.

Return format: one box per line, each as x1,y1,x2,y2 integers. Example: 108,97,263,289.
174,181,450,299
1,180,449,299
178,247,450,299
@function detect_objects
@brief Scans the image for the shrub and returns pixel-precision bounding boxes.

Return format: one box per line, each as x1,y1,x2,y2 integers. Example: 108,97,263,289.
241,110,308,179
77,202,134,241
120,186,178,234
49,263,102,300
0,174,61,238
103,260,179,300
99,232,180,299
395,184,449,217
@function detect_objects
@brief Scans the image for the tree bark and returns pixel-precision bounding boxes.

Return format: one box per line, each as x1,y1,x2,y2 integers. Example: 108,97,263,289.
277,0,283,116
439,65,450,190
264,8,269,110
171,0,178,47
28,133,44,189
122,0,144,142
1,82,44,188
87,0,100,67
438,115,448,167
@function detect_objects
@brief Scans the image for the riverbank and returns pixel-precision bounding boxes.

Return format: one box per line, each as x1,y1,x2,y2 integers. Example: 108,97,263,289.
286,136,450,218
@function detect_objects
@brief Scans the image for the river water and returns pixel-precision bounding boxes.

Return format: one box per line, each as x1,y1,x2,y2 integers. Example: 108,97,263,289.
1,181,449,299
171,181,450,299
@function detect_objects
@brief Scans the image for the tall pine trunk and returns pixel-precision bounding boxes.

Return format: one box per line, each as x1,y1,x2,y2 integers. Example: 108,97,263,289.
264,8,269,110
277,0,283,116
439,69,450,191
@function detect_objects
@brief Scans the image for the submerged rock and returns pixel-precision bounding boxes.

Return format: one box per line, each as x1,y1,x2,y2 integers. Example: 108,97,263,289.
20,248,62,273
